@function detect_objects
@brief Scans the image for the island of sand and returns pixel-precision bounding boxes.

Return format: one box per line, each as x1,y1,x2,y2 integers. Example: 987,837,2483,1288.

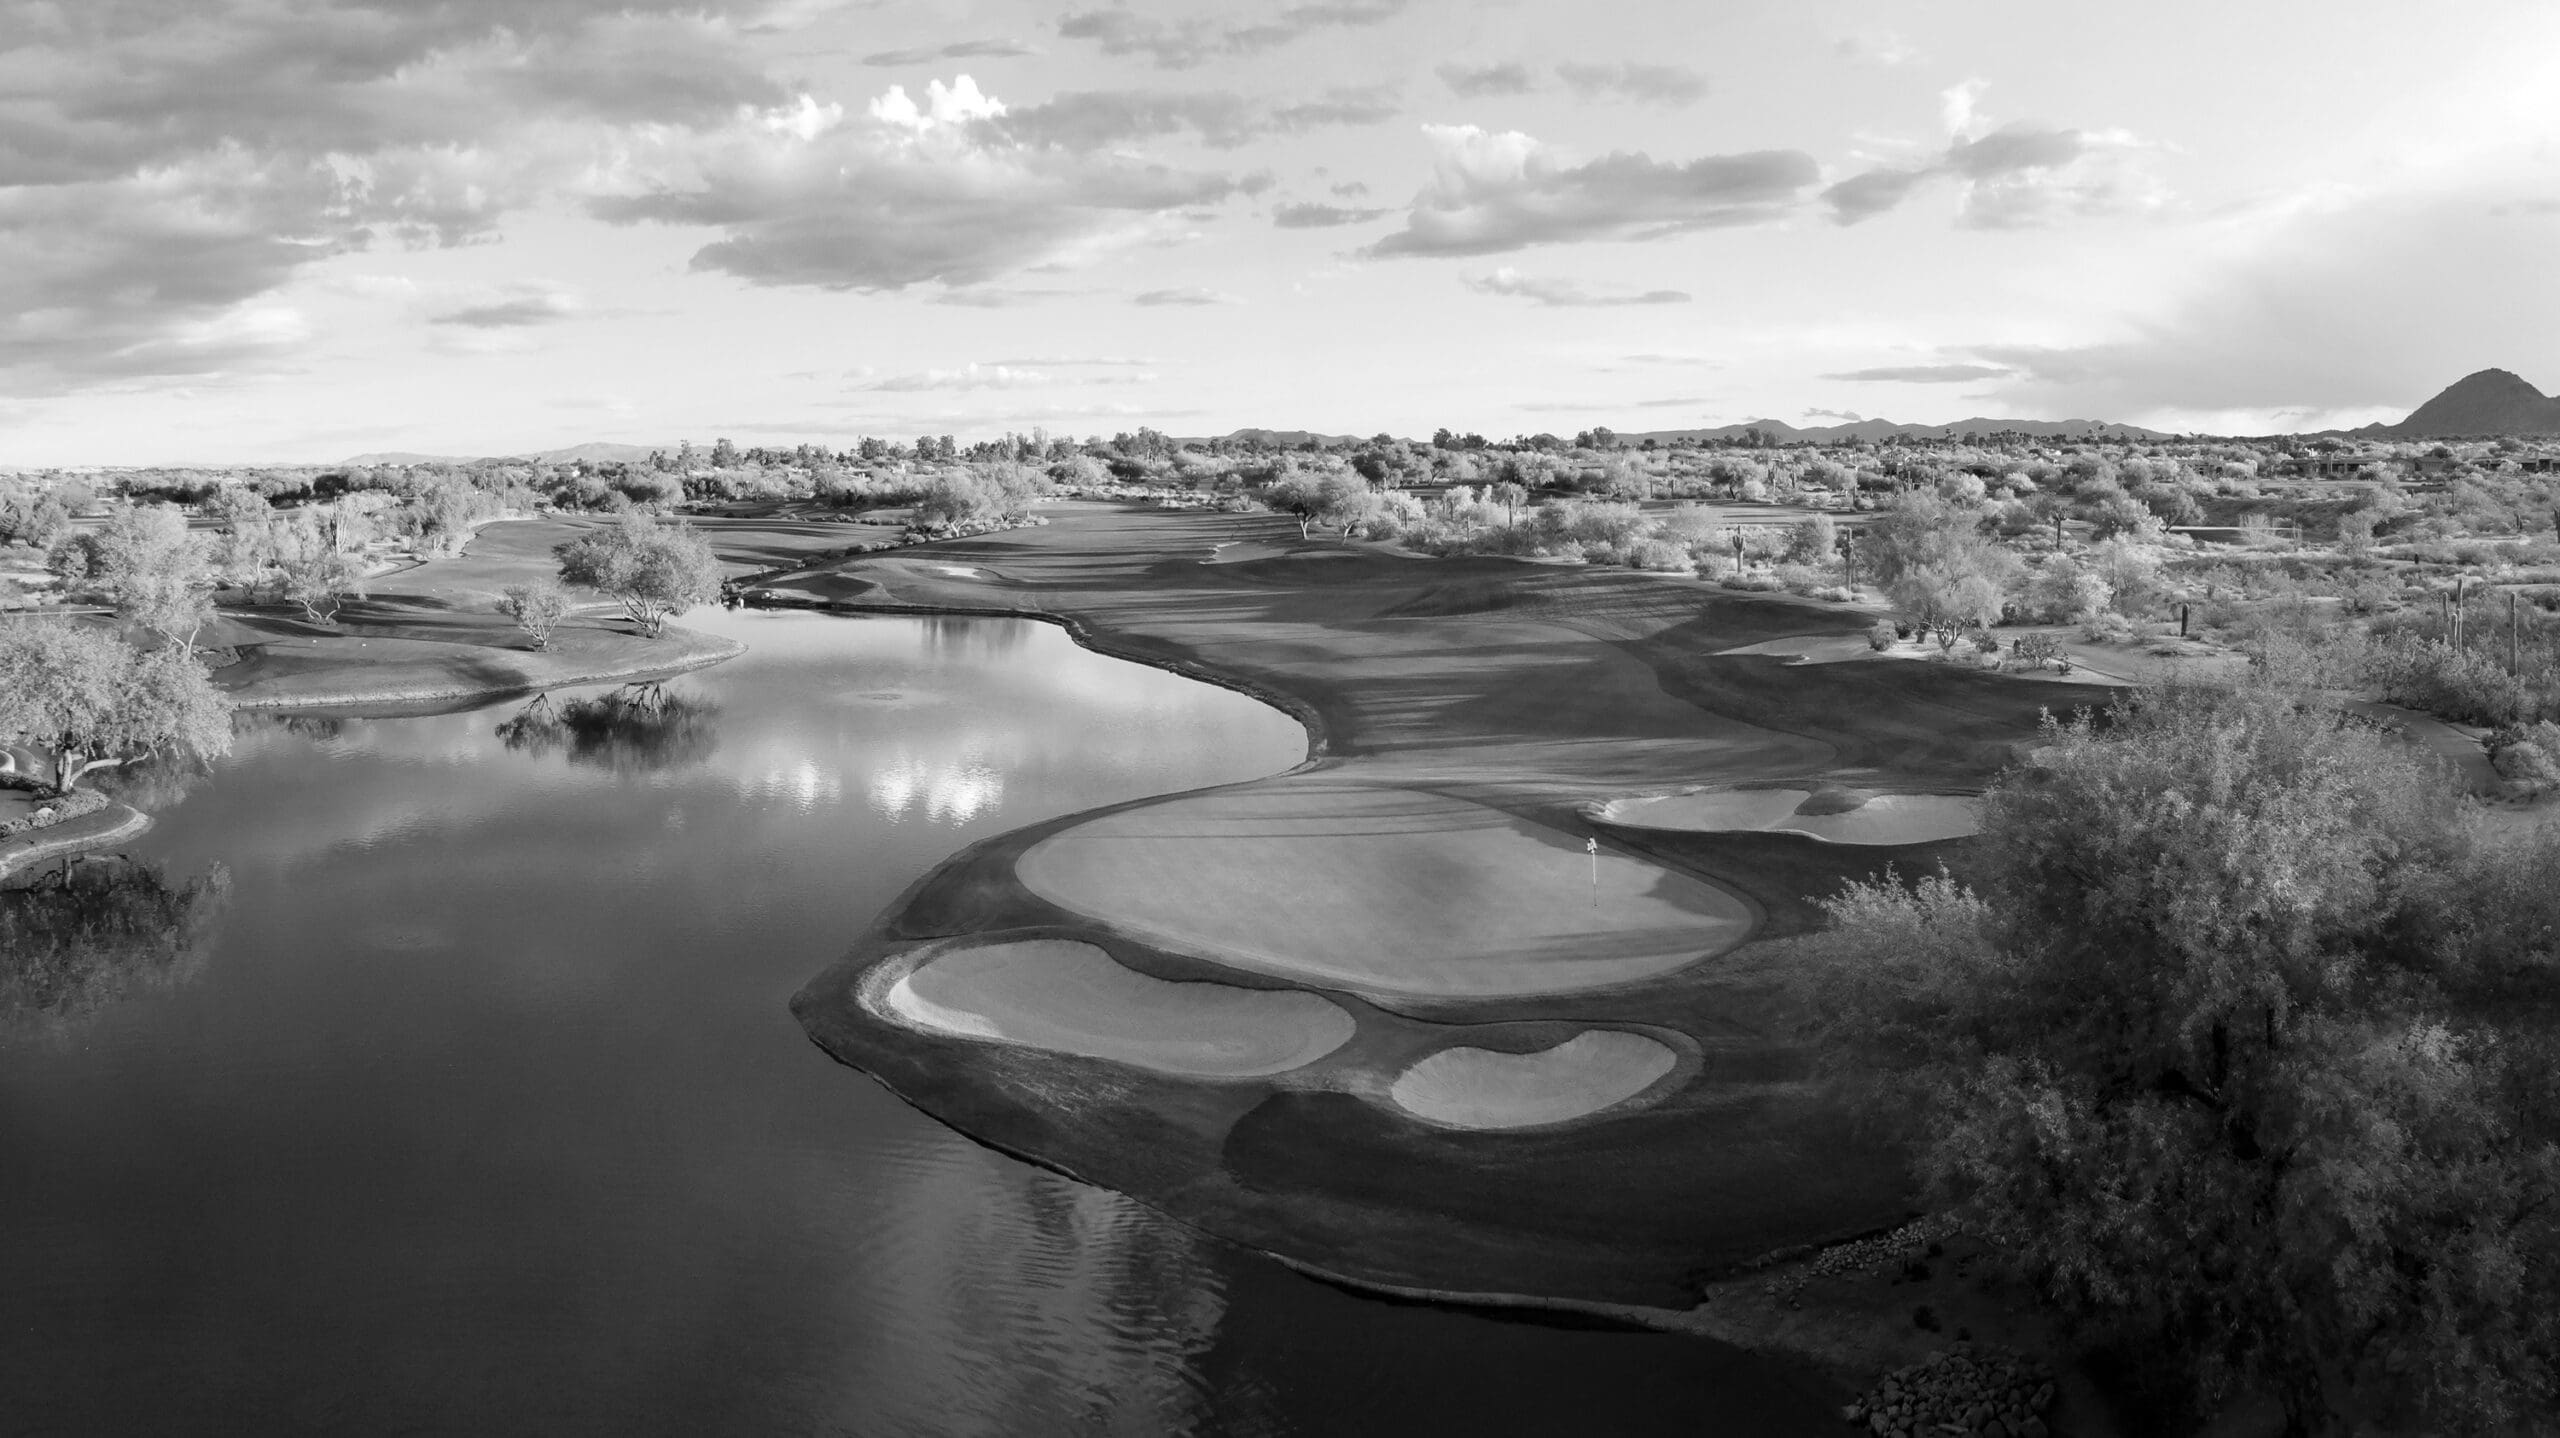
788,500,2112,1309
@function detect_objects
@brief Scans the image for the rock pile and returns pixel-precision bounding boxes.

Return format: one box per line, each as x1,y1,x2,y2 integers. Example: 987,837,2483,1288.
1762,1213,1960,1307
1842,1346,2055,1438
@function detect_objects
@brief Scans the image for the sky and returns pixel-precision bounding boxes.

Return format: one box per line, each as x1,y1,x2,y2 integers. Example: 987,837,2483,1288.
3,0,2559,465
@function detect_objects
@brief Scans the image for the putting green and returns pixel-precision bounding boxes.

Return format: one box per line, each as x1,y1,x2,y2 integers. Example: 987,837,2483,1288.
1596,788,1979,845
881,938,1355,1078
1015,784,1753,999
1390,1031,1679,1129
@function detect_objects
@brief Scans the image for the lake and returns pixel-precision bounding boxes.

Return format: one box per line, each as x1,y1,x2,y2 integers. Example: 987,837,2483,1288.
0,609,1836,1436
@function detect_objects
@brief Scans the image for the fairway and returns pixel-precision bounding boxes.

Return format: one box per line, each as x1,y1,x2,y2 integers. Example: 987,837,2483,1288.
881,938,1355,1078
1015,783,1753,999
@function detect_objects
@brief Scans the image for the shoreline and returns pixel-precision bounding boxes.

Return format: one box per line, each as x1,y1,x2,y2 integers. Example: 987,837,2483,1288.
0,800,151,880
780,504,2122,1396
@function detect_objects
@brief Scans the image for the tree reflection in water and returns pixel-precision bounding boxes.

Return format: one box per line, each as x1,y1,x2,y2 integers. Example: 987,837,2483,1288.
494,683,720,774
0,856,231,1031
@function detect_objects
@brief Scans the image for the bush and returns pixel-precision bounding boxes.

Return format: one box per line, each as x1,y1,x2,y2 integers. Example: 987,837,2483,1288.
0,786,109,835
2489,721,2560,787
2013,631,2065,671
2366,636,2535,727
2081,611,2134,643
1720,574,1785,592
1772,562,1830,595
1970,628,2003,655
1868,619,1898,651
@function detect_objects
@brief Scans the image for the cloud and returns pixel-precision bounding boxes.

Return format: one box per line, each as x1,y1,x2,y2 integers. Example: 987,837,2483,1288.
1553,63,1708,106
1331,180,1370,197
992,84,1397,150
1438,62,1537,97
983,355,1160,367
1833,30,1919,66
1273,201,1390,228
1803,408,1865,422
0,0,785,387
1821,88,2160,228
1056,1,1409,69
857,362,1154,391
590,80,1245,290
1822,363,2014,383
1958,180,2560,428
1366,125,1818,258
1461,267,1689,307
862,39,1036,66
430,288,581,328
1132,287,1237,305
1819,167,1934,224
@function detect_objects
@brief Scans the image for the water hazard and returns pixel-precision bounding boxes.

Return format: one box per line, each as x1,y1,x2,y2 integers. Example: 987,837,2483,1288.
0,610,1838,1435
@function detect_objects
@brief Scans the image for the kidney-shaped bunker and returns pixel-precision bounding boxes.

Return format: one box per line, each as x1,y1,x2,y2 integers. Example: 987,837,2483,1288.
1389,1030,1679,1130
880,938,1355,1079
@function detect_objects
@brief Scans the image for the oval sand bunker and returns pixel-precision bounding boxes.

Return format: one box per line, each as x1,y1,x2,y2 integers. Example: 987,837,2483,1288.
882,939,1354,1078
1597,788,1979,845
1391,1031,1678,1129
1016,784,1754,999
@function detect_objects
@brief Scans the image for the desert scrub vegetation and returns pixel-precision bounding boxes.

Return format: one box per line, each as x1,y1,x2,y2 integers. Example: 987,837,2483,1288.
1801,681,2560,1435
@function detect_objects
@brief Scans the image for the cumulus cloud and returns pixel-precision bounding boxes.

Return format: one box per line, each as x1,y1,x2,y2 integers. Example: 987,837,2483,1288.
992,84,1397,150
1057,1,1410,69
1461,267,1689,306
589,80,1244,291
0,0,783,387
1821,86,2160,228
1273,201,1389,228
1553,62,1708,106
1366,125,1818,258
1132,287,1238,305
1833,30,1919,65
1437,61,1537,97
862,38,1036,66
1822,363,2013,383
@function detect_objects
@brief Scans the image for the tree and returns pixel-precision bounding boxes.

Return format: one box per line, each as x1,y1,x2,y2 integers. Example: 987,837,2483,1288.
553,514,721,637
1803,684,2560,1434
1786,513,1839,567
0,622,233,794
1890,562,2007,650
0,483,71,549
499,581,572,650
44,504,216,649
267,507,370,624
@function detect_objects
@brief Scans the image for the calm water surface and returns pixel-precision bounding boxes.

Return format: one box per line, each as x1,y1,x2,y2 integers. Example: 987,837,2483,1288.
0,610,1835,1436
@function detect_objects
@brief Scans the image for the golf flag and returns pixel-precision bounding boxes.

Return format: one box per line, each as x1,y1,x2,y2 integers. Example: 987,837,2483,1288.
1586,836,1598,889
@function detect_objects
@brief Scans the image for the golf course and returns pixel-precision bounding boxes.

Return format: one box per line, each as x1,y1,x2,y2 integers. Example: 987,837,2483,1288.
789,499,2114,1308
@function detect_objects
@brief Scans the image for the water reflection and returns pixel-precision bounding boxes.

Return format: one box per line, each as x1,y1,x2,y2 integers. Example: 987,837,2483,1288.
866,748,1005,825
0,855,231,1031
494,683,721,773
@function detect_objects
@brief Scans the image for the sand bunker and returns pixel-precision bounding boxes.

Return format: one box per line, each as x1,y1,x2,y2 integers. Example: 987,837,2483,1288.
1390,1031,1678,1129
1016,784,1753,999
1596,788,1979,845
881,938,1353,1078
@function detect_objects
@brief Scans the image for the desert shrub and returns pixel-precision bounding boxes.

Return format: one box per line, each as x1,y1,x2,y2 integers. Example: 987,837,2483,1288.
2366,636,2535,726
1626,538,1691,572
1721,574,1784,592
2489,721,2560,787
1868,619,1898,651
1812,585,1856,603
1773,562,1829,595
1970,628,2003,655
2013,631,2064,671
2082,611,2135,643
